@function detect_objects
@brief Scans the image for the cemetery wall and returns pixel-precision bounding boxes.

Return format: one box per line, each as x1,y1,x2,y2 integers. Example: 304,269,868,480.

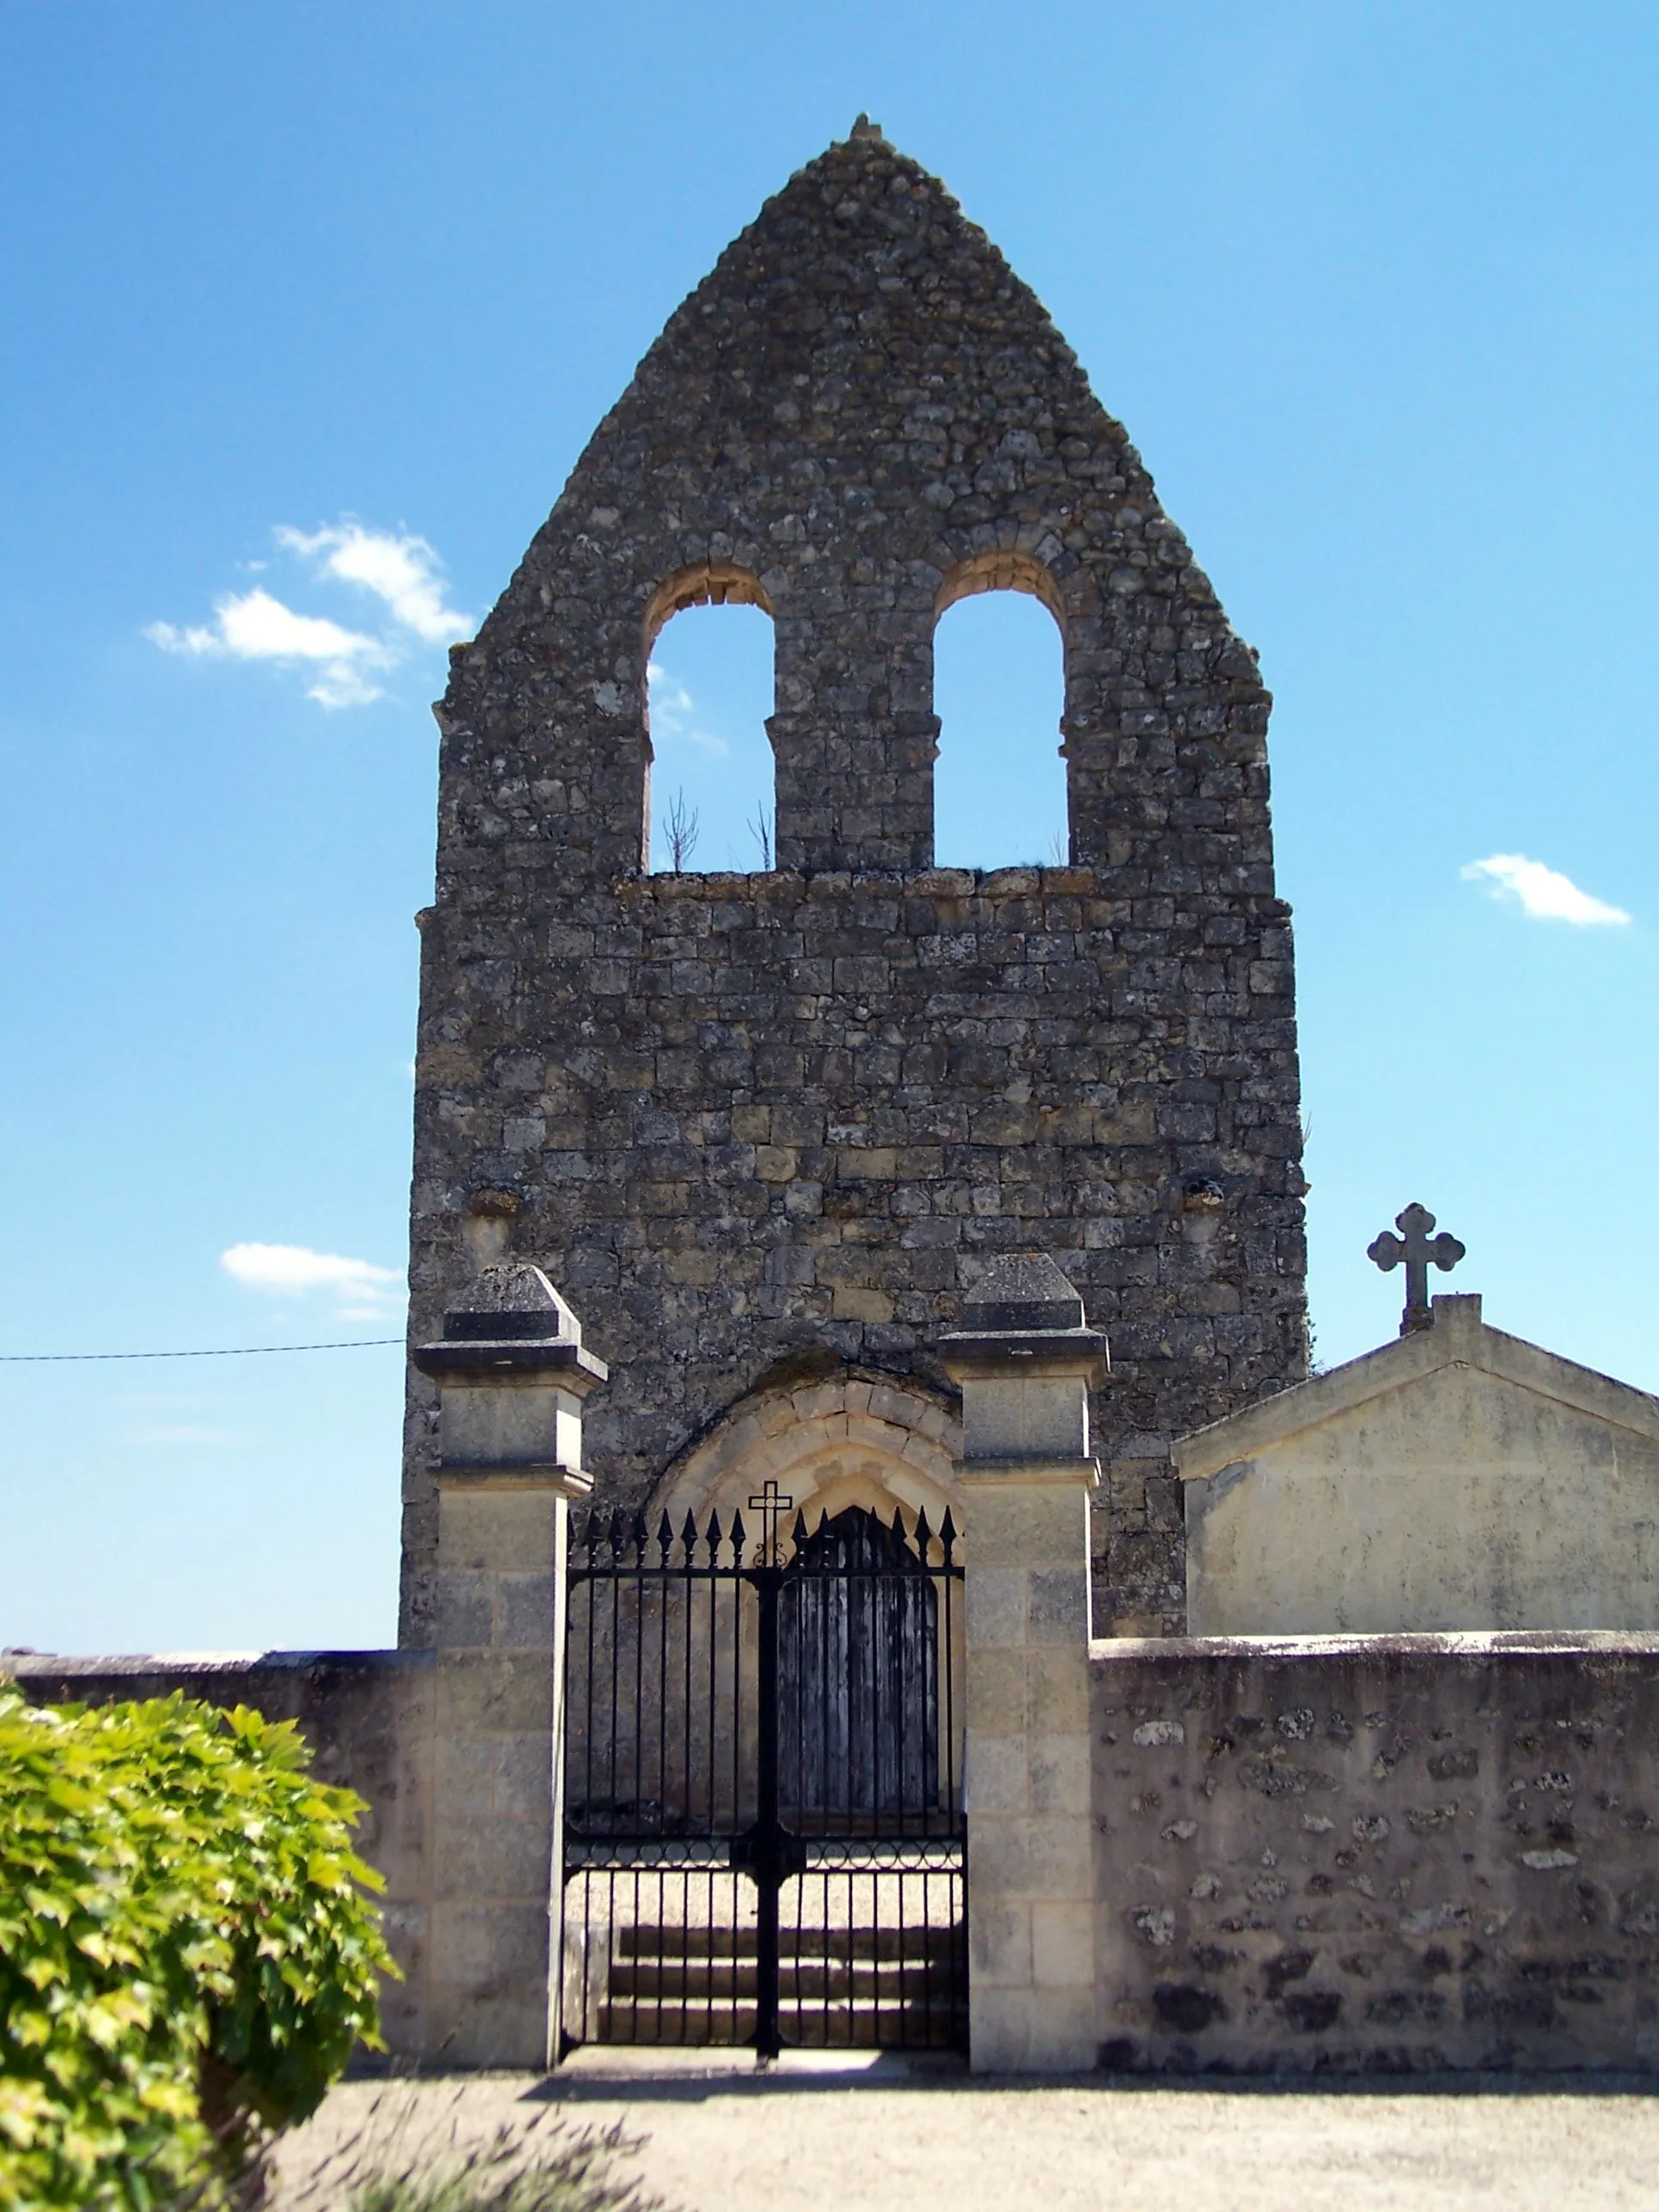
1092,1632,1659,2072
19,1634,1659,2073
9,1652,435,2060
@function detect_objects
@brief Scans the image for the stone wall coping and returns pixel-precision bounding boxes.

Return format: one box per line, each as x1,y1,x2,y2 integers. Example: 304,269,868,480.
1090,1629,1659,1662
412,1339,608,1389
1172,1292,1659,1482
599,866,1292,910
939,1334,1108,1383
611,866,1093,901
959,1456,1102,1489
4,1650,434,1678
432,1462,592,1495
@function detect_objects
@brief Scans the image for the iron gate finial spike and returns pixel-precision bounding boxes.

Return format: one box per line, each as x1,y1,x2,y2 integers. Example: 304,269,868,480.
939,1507,957,1565
892,1502,915,1571
680,1507,698,1563
656,1510,674,1565
730,1510,748,1566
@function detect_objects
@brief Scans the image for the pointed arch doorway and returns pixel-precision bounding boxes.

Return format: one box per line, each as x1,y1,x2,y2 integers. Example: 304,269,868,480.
561,1388,968,2057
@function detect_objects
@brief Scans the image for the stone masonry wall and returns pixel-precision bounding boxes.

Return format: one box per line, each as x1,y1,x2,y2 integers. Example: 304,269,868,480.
407,866,1303,1641
402,123,1307,1639
10,1654,435,2060
1093,1633,1659,2072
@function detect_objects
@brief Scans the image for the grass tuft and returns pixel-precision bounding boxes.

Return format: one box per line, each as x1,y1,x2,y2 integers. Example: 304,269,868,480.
270,2089,665,2212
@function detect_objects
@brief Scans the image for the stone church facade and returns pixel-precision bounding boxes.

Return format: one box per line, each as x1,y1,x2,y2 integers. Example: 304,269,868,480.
28,125,1659,2080
399,118,1308,1646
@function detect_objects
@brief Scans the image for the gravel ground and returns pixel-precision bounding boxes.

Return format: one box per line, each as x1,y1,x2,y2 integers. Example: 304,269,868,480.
275,2056,1659,2212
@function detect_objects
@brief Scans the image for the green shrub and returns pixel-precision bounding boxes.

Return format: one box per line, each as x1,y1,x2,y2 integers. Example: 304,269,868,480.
0,1683,398,2211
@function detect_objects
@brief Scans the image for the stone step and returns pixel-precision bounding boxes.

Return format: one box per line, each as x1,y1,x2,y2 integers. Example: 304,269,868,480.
596,1996,963,2048
612,1922,963,1964
608,1957,957,2001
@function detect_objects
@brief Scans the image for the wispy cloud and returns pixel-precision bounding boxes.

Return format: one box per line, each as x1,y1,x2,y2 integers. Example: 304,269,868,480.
647,659,729,756
149,520,471,709
1462,853,1632,927
149,588,389,708
221,1241,403,1321
276,523,471,643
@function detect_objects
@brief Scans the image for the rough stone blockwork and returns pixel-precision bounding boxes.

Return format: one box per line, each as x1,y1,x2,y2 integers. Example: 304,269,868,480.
403,125,1308,1639
1094,1635,1659,2072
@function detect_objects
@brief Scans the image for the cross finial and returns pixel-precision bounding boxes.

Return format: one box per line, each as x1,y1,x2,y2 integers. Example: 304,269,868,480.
1367,1202,1466,1336
746,1478,795,1565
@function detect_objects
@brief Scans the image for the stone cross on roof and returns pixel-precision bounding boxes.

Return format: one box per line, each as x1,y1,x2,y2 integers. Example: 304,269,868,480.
1367,1202,1466,1337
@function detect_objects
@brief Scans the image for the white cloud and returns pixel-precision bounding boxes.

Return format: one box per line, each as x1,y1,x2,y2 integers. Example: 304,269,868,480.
1462,853,1632,927
148,587,388,708
149,519,469,709
221,1242,402,1312
647,659,729,756
276,522,471,643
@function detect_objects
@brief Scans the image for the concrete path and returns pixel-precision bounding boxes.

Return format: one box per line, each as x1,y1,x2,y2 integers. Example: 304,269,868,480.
280,2054,1659,2212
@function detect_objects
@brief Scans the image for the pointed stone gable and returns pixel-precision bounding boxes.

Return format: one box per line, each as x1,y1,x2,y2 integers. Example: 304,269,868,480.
405,129,1306,1640
435,122,1272,884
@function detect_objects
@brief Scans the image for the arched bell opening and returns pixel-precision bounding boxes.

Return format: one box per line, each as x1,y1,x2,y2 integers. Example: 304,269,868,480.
932,550,1070,871
641,562,778,873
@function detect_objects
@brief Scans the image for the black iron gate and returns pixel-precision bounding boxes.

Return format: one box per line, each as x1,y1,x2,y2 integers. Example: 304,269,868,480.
561,1500,966,2056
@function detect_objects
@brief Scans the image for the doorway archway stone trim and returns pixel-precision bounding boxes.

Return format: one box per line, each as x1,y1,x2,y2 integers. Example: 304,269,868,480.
646,1370,963,1540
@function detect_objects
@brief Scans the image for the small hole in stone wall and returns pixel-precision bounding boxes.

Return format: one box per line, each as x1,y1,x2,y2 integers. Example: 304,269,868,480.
933,589,1067,868
647,602,776,872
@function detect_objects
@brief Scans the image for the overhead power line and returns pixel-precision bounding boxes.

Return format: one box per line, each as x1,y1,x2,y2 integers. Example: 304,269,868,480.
0,1339,404,1364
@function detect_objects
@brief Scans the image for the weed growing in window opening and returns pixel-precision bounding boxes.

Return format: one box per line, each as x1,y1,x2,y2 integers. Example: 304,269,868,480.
662,791,699,872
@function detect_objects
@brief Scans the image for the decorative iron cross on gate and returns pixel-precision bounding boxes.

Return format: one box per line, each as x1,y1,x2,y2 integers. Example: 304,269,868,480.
748,1479,795,1565
1367,1202,1466,1336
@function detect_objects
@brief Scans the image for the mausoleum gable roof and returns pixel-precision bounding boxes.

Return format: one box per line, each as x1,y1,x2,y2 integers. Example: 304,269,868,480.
1173,1293,1659,1481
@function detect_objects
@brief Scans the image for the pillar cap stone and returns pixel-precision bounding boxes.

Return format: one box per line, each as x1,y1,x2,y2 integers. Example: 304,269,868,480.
412,1262,610,1392
939,1254,1109,1384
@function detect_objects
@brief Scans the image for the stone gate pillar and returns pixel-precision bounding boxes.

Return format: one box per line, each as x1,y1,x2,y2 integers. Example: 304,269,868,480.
412,1265,605,2068
940,1256,1107,2072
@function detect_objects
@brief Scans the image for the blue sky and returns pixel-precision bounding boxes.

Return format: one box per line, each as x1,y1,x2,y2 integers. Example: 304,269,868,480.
3,2,1656,1654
